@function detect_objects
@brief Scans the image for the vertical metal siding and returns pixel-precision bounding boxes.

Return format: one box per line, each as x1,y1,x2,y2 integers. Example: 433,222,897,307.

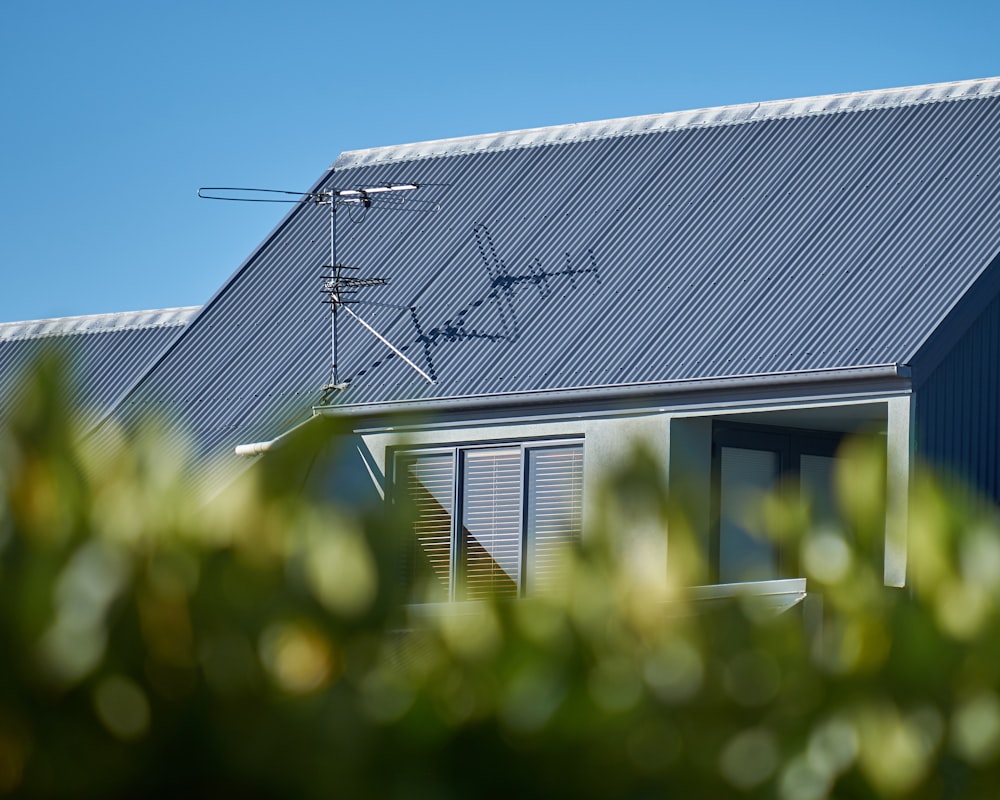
916,290,1000,500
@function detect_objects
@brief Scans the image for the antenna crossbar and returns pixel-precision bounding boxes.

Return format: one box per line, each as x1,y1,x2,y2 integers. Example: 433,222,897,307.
323,277,388,289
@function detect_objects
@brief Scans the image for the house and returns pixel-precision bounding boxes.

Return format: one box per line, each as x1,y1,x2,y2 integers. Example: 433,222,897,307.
5,76,1000,605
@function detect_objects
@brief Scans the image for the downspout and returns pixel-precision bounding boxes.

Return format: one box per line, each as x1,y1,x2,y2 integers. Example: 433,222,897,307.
234,413,320,457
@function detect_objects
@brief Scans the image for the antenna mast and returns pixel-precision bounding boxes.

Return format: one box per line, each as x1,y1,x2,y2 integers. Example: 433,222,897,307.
318,184,435,390
199,182,438,390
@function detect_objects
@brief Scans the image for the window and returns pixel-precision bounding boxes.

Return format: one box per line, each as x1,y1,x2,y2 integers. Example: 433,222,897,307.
712,423,844,583
397,442,584,601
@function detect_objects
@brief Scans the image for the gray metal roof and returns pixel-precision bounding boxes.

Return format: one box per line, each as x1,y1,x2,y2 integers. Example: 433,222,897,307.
101,77,1000,479
0,307,198,425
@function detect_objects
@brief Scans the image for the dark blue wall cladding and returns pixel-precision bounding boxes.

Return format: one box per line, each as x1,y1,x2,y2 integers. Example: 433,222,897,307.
916,290,1000,501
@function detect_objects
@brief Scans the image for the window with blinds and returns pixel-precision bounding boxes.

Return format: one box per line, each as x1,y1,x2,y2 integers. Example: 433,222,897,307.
398,442,583,601
401,452,455,602
461,448,522,600
526,446,584,594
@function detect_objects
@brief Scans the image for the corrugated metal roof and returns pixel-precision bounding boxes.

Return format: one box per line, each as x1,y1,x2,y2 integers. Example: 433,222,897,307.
0,307,198,425
101,77,1000,483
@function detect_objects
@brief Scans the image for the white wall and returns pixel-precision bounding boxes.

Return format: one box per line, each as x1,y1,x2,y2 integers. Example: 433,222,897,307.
348,388,912,589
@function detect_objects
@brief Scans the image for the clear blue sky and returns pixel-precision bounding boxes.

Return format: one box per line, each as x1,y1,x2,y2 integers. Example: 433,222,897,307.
2,0,998,322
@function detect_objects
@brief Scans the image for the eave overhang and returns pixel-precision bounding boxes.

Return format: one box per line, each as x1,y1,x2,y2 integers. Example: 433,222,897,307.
313,364,912,422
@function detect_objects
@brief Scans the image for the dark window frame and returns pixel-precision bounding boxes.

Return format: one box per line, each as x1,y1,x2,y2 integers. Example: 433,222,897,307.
710,421,844,583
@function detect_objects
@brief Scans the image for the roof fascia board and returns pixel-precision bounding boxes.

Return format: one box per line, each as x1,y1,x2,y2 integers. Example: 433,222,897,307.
907,248,1000,387
334,77,1000,169
348,391,910,437
315,364,911,422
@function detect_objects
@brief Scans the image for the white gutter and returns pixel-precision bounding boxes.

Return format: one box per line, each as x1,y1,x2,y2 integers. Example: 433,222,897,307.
237,365,911,455
313,364,912,419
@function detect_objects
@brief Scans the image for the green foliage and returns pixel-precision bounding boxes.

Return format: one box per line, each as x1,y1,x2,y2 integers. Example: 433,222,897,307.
3,358,1000,798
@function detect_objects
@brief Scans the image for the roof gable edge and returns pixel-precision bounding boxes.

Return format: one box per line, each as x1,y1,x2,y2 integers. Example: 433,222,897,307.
90,169,335,434
908,248,1000,385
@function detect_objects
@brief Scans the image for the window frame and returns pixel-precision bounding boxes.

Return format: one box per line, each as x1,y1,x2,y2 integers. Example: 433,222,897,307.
710,421,844,583
392,437,584,601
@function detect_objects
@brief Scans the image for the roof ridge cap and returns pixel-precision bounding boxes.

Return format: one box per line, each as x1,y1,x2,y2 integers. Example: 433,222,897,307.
0,306,200,342
333,76,1000,169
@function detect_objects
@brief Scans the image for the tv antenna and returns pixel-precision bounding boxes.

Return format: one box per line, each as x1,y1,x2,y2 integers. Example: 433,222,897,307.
197,184,441,217
199,182,439,390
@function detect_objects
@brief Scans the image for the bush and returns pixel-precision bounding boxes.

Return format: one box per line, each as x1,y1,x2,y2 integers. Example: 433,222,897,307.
2,359,1000,798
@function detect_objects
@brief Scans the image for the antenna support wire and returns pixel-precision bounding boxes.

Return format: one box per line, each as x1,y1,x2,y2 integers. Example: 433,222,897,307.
338,303,436,385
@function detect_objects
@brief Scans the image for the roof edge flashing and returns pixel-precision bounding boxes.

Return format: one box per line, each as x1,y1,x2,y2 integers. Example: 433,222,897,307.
332,76,1000,169
315,364,911,419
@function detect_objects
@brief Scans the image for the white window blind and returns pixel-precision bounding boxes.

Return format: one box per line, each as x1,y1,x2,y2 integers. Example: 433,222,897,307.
461,448,522,600
402,453,455,602
398,440,584,601
526,445,584,594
